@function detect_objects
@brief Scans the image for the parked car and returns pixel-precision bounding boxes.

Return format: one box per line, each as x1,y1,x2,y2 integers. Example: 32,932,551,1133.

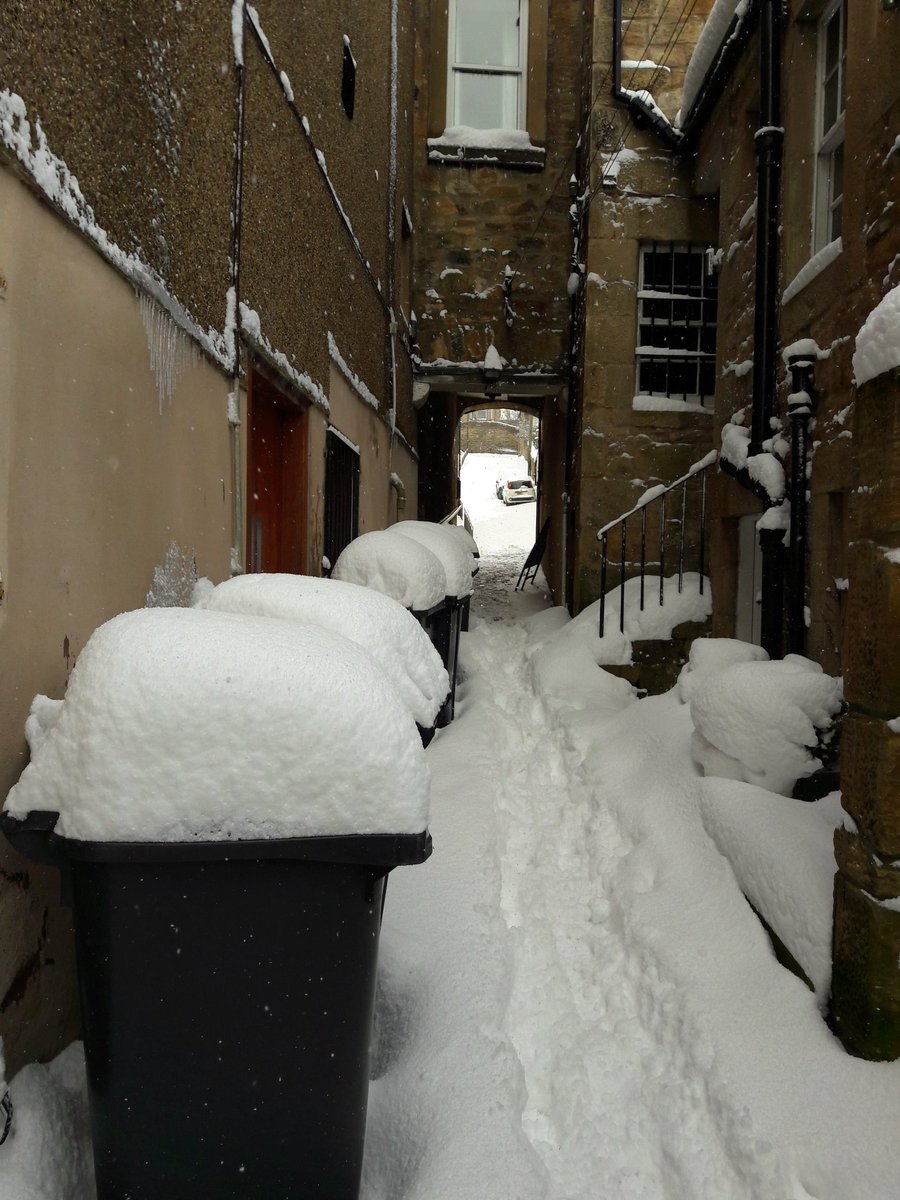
500,477,536,505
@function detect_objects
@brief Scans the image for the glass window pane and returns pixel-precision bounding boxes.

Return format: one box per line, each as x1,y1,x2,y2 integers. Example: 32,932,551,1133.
831,142,844,204
830,198,843,242
672,299,702,324
455,0,521,68
644,247,670,292
825,10,840,75
453,70,518,129
642,298,672,322
823,70,838,134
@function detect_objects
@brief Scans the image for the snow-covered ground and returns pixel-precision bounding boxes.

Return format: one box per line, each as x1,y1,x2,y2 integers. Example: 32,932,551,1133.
460,451,548,619
3,541,900,1199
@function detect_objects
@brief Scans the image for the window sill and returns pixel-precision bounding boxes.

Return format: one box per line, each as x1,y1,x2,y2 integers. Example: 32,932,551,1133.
781,237,842,306
427,131,545,171
632,395,714,416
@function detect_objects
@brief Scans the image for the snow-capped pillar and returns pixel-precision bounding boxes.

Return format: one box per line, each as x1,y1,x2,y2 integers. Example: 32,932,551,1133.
831,364,900,1060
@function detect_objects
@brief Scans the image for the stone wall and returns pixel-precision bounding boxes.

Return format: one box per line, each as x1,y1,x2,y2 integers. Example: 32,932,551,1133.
412,0,588,372
573,0,717,612
831,369,900,1059
698,2,900,664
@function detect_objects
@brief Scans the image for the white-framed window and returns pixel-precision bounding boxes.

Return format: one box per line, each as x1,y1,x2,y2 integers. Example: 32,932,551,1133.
447,0,528,131
635,244,718,407
814,0,847,250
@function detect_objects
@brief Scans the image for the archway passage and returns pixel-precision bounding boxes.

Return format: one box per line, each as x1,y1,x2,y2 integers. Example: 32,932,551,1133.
459,405,541,614
416,387,570,612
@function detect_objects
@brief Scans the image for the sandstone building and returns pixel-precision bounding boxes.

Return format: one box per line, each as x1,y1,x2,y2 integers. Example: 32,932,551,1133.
1,0,898,1072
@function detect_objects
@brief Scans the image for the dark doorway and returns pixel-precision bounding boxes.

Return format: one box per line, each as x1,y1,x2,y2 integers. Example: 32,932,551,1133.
246,365,309,574
323,428,360,569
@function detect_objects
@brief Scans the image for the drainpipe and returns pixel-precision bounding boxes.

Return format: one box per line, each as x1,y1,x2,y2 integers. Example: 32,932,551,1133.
560,491,569,610
750,0,784,454
228,4,247,575
751,0,785,657
786,354,815,655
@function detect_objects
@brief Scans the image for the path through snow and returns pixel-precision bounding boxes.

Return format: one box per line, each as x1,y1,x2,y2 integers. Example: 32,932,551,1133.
364,612,768,1199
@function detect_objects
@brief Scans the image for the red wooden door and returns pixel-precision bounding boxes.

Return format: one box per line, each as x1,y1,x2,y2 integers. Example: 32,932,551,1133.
246,368,308,574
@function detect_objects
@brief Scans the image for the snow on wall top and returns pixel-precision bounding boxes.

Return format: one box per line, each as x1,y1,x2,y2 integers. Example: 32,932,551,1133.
332,530,447,611
676,0,750,128
196,573,449,727
4,609,430,842
853,282,900,386
392,522,476,598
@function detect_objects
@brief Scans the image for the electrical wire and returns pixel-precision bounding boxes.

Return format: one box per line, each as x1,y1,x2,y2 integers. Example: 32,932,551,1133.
586,0,701,204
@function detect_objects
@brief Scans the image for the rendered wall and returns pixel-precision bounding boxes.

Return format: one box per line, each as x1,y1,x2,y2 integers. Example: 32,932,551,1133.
0,168,234,1073
0,0,422,1069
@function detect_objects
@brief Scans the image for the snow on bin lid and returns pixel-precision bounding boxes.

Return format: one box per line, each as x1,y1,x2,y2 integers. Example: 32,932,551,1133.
332,529,447,611
196,574,449,728
445,522,479,558
4,608,430,843
392,521,475,598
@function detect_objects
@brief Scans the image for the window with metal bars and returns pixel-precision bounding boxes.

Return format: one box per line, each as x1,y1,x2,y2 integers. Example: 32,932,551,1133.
323,429,360,571
635,243,718,407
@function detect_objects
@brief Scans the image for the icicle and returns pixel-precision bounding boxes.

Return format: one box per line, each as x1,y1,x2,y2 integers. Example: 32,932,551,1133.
139,291,199,413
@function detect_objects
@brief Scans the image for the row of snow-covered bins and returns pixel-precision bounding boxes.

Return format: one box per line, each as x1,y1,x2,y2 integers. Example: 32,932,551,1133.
0,521,478,1199
331,519,478,733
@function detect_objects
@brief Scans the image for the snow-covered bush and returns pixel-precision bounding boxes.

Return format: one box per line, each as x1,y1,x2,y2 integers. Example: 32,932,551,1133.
677,637,769,703
332,529,446,611
196,572,449,728
689,653,843,796
5,608,430,842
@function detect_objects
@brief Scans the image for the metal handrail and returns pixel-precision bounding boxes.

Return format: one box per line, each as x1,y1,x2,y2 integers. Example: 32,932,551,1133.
441,503,475,539
597,451,717,636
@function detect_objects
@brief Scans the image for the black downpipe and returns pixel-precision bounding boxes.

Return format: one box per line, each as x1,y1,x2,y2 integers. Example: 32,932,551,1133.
751,0,785,659
750,0,784,453
787,357,815,655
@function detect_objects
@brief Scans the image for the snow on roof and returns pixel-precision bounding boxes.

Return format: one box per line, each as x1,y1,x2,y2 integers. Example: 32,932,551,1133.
392,522,476,598
676,0,751,129
4,608,430,843
332,529,447,611
853,282,900,387
197,573,449,728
